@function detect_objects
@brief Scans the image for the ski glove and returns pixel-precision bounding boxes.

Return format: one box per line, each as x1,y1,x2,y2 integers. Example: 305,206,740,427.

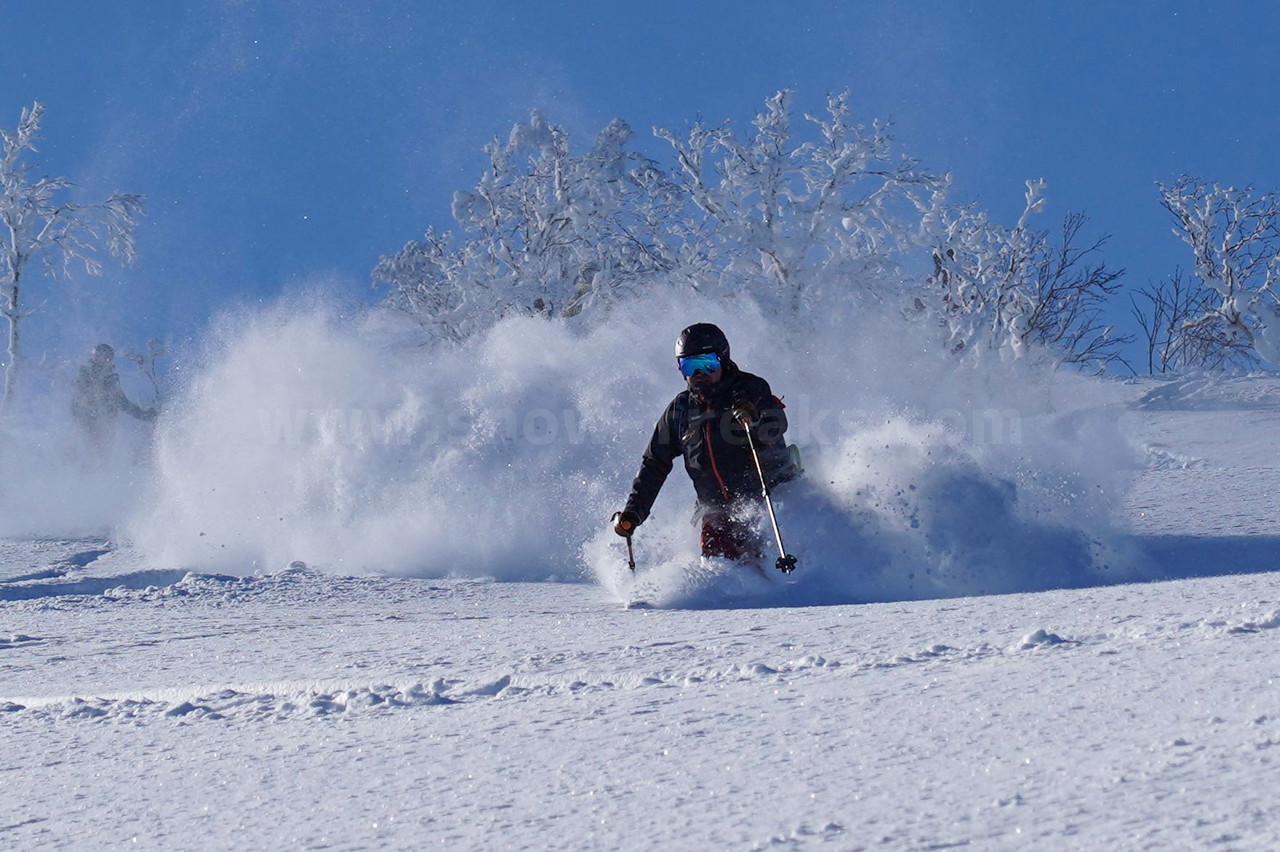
731,399,759,425
612,511,640,537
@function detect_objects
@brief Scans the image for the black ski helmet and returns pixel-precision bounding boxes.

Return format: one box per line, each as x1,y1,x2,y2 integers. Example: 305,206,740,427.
674,323,730,361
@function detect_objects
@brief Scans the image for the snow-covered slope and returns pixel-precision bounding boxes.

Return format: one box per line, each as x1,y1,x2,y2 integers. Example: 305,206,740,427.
3,561,1279,848
3,375,1280,849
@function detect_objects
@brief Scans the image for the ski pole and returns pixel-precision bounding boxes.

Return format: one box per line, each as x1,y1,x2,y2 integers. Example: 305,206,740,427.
611,512,637,572
623,532,636,573
739,416,799,574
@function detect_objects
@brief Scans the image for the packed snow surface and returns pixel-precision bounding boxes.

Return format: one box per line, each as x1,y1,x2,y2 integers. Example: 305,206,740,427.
4,306,1280,848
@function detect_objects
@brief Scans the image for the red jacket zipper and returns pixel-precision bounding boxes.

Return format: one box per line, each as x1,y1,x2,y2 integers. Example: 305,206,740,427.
704,418,730,500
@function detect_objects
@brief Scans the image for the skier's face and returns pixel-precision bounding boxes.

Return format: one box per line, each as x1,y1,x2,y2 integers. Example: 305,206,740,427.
687,365,721,388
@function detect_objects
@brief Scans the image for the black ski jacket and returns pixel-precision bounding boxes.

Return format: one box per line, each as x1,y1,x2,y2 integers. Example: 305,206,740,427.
623,362,791,523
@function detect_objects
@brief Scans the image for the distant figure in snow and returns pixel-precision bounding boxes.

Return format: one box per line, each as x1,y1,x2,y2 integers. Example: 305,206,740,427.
613,323,799,563
71,343,156,451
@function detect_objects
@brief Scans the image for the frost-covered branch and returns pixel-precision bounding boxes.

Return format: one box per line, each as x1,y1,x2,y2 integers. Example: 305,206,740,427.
927,181,1128,368
375,113,681,339
651,89,945,315
1158,176,1280,367
1130,270,1232,374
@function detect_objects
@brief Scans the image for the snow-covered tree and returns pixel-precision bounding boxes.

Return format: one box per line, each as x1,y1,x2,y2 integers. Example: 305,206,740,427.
653,90,944,315
374,113,681,342
0,102,144,411
926,179,1127,369
1158,176,1280,368
376,92,946,341
375,91,1127,371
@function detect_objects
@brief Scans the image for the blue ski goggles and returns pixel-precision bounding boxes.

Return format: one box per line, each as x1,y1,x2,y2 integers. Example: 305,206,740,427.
678,351,721,378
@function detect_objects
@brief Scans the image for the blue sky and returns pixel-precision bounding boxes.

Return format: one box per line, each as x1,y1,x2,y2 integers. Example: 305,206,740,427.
3,1,1278,368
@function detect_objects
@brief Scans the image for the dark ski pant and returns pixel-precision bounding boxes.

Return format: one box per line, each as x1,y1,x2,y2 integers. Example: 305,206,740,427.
699,507,764,562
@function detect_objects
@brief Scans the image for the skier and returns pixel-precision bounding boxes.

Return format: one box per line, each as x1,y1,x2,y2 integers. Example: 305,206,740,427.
613,323,797,563
70,343,156,452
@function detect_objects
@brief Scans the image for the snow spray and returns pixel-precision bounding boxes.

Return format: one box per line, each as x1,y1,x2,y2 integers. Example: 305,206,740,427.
125,290,1142,604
